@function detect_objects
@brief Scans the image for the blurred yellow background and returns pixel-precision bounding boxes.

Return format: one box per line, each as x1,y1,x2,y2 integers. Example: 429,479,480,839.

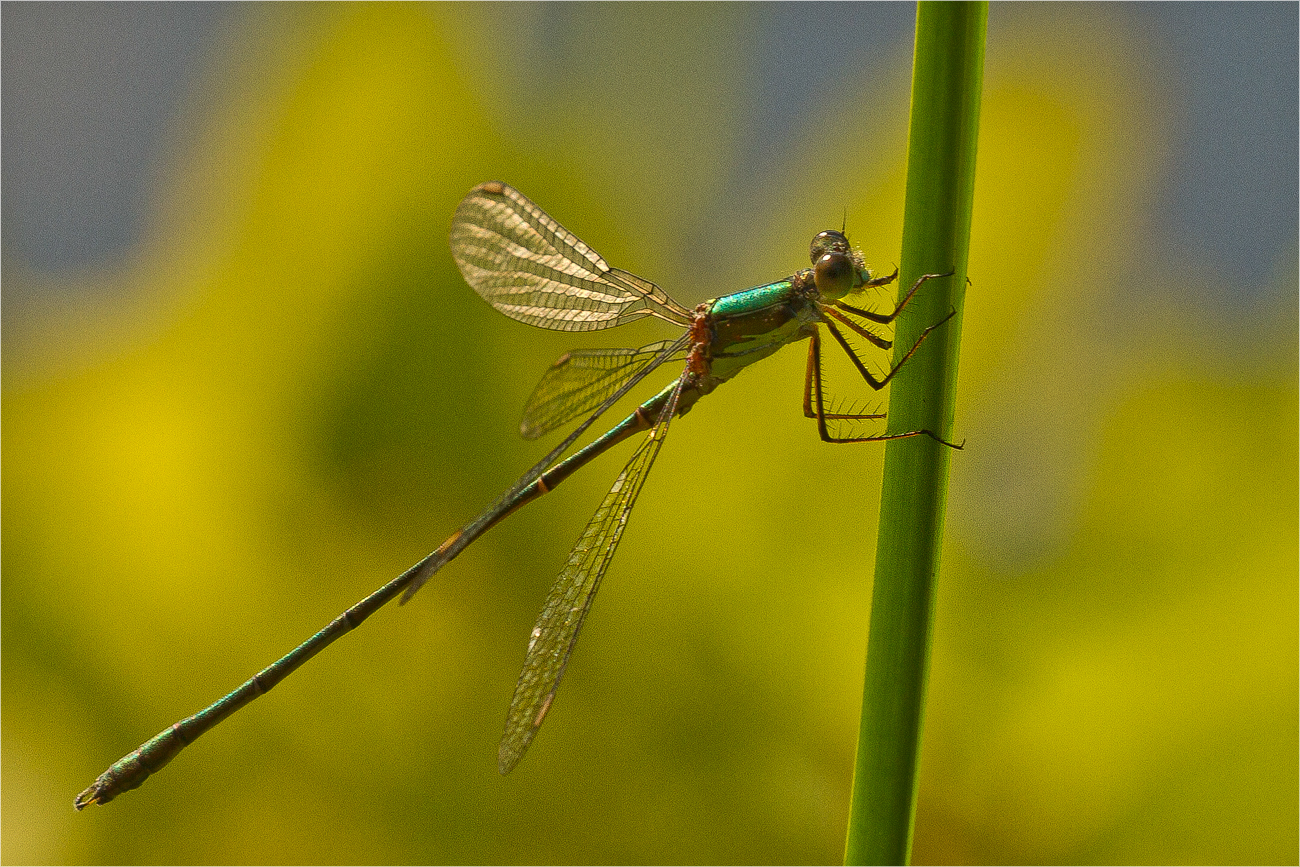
4,4,1295,864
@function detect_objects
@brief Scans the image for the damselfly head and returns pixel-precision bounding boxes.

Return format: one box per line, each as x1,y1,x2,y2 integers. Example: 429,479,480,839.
810,229,851,263
810,230,870,300
813,250,854,300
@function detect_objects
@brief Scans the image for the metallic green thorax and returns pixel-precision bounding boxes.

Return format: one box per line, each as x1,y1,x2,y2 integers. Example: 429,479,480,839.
697,275,821,387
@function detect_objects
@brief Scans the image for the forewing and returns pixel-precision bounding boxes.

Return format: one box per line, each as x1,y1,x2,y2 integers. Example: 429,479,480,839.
450,182,693,332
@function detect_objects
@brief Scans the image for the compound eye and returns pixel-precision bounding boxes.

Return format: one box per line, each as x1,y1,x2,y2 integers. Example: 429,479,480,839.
810,230,850,265
814,251,854,299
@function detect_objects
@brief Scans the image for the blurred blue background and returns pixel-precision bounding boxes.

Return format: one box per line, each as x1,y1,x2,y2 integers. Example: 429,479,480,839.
4,4,1296,863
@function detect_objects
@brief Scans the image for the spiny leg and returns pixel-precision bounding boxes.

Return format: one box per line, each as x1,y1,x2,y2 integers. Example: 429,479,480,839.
862,267,899,289
803,333,886,422
822,305,892,351
810,319,963,448
823,305,956,392
834,270,953,325
807,329,901,443
807,270,953,416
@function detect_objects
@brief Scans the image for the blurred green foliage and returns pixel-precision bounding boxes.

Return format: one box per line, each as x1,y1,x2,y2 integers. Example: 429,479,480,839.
3,4,1295,864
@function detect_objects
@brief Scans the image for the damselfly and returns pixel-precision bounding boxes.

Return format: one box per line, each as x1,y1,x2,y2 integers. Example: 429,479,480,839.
76,181,956,809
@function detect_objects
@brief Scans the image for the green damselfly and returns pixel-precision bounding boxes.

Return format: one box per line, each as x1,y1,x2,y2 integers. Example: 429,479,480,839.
76,181,956,809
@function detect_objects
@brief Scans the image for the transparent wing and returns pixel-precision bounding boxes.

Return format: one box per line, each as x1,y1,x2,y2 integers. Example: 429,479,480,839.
450,181,694,332
520,340,686,441
498,376,687,774
399,335,691,605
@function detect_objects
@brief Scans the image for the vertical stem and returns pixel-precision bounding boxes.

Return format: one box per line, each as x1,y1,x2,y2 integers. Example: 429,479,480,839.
844,4,986,865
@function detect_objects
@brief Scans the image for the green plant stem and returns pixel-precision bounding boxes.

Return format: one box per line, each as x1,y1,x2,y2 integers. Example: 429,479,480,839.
843,4,986,865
